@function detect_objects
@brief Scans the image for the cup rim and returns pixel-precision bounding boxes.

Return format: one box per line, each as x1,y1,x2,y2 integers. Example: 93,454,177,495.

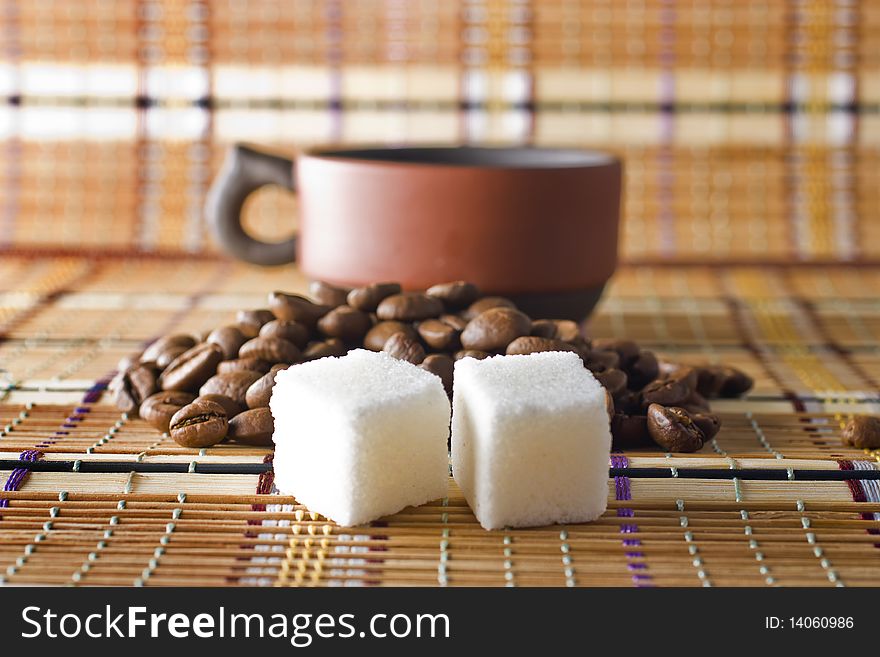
302,145,619,170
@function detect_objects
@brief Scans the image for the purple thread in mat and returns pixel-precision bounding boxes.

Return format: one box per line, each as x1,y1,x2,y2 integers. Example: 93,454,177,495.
613,454,653,587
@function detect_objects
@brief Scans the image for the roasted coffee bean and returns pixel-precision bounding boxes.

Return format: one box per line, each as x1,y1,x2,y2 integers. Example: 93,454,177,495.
505,336,579,357
383,332,426,365
584,349,620,373
460,307,532,352
217,358,273,374
425,281,480,308
236,309,275,337
155,345,191,369
646,404,705,453
207,325,248,360
418,319,461,351
553,320,582,343
159,343,223,392
420,354,454,395
680,390,711,415
610,414,652,449
197,393,246,419
363,321,418,352
641,377,691,406
260,319,309,349
169,399,228,448
841,416,880,449
346,283,402,312
463,296,516,320
227,407,274,446
239,336,301,364
716,366,753,398
140,334,196,365
139,391,196,433
246,364,287,409
236,322,260,339
454,349,491,361
269,291,331,326
694,366,725,397
626,350,660,390
309,280,351,308
663,364,699,391
317,306,373,343
595,368,628,397
303,338,348,360
376,293,444,321
615,389,644,415
200,370,263,406
439,314,469,332
592,338,640,368
530,320,559,339
692,412,721,441
116,354,140,373
112,364,159,413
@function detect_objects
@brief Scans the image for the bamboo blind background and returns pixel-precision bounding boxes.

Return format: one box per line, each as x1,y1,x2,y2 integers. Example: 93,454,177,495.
1,259,879,586
0,0,879,260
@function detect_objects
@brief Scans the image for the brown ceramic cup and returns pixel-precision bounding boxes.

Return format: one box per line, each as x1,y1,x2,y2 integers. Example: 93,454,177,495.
206,144,621,320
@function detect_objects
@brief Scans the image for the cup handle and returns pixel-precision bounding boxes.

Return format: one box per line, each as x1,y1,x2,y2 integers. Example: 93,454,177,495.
205,143,297,266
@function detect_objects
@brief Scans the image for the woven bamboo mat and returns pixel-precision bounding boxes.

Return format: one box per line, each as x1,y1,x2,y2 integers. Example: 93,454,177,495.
1,257,879,587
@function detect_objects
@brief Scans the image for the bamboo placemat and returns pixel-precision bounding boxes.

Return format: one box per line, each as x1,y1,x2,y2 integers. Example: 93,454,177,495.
1,256,879,586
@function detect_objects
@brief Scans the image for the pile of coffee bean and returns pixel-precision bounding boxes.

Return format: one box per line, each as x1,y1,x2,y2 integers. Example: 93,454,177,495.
111,279,754,452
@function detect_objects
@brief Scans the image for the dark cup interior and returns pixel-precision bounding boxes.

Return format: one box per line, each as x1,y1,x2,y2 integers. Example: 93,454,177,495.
312,146,616,169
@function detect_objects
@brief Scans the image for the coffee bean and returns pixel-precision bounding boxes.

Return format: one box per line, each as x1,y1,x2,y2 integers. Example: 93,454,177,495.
641,377,691,406
347,283,402,312
383,332,426,365
236,309,275,337
155,345,190,369
309,280,351,307
207,325,247,360
217,358,273,374
716,366,753,398
269,291,331,326
140,334,196,365
604,390,615,420
694,366,725,398
418,319,460,351
364,321,419,352
662,364,699,391
197,393,246,419
530,320,558,339
317,305,373,343
505,336,579,357
260,319,310,349
169,399,228,448
420,354,454,395
425,281,480,308
139,391,196,433
303,338,348,360
595,368,628,397
454,350,491,361
111,363,160,413
646,404,705,453
614,389,643,415
116,354,140,373
680,390,711,415
246,364,287,409
610,414,652,449
592,338,640,368
841,416,880,449
463,296,516,320
159,343,223,392
460,307,532,352
200,370,263,406
692,412,721,441
239,336,301,364
376,293,444,321
553,320,582,343
439,314,468,332
626,350,660,390
227,407,274,446
584,349,620,373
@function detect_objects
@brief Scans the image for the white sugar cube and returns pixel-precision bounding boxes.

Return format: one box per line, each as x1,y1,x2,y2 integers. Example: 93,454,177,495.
270,349,450,526
452,351,611,530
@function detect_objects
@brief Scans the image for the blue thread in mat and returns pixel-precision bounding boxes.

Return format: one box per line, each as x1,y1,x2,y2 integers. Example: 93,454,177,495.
611,454,653,588
1,450,43,509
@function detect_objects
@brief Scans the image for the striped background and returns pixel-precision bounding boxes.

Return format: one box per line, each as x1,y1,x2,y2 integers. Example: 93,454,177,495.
0,0,878,262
